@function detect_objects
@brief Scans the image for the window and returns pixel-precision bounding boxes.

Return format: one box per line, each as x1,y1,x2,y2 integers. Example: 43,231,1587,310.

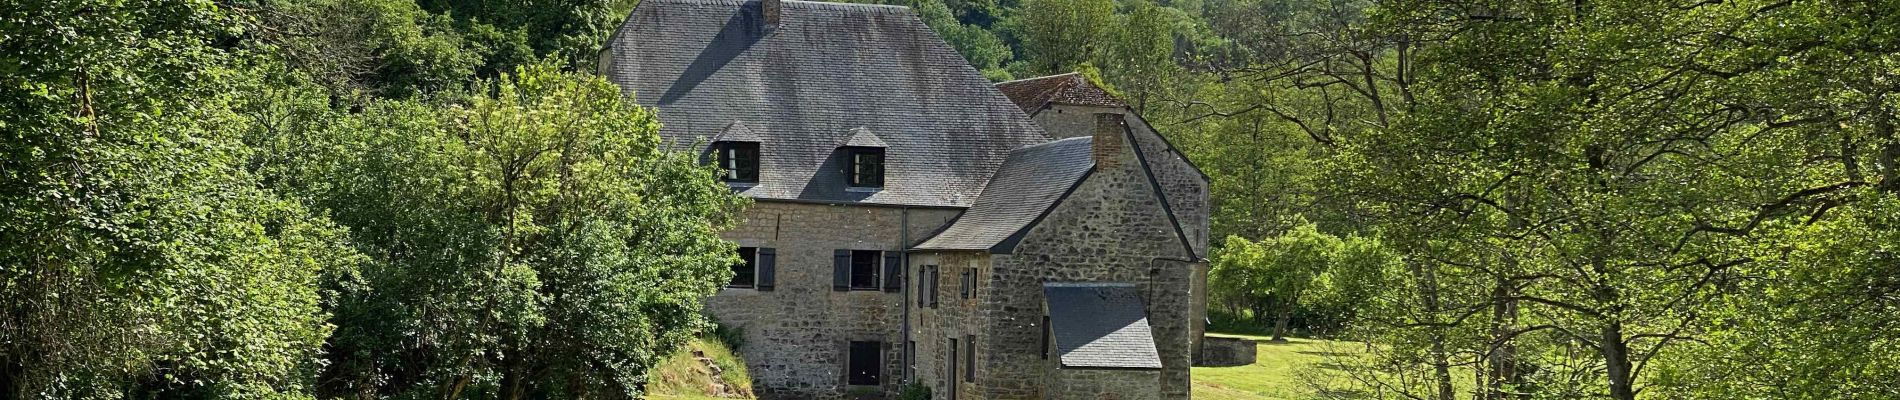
729,247,758,288
959,268,975,299
1041,315,1051,360
904,341,916,381
846,147,884,187
918,265,939,308
848,341,882,386
851,250,880,290
729,247,775,290
716,141,760,183
946,337,959,394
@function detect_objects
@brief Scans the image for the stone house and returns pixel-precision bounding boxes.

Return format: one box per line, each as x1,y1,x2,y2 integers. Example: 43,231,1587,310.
599,0,1209,398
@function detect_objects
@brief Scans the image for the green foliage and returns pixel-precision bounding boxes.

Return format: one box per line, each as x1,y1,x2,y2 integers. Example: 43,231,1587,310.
0,1,360,397
711,321,748,351
1015,0,1113,73
896,381,933,400
1211,222,1393,340
272,63,747,398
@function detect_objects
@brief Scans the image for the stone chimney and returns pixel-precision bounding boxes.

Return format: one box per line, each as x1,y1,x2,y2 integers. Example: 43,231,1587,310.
762,0,781,29
1093,112,1124,167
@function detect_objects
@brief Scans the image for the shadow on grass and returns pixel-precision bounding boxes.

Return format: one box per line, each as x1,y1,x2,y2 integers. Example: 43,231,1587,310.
1298,350,1358,358
1315,387,1375,399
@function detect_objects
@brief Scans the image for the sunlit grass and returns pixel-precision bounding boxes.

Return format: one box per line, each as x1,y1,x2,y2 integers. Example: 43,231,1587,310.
647,337,754,399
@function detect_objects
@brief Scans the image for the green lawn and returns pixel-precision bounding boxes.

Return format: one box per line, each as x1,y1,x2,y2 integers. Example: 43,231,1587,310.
1193,334,1375,400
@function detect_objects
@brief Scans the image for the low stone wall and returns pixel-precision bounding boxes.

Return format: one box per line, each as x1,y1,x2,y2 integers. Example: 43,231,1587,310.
1196,336,1256,367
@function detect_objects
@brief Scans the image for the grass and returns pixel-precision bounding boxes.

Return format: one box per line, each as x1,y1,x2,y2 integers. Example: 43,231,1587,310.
647,337,754,400
1193,333,1373,400
1193,333,1476,400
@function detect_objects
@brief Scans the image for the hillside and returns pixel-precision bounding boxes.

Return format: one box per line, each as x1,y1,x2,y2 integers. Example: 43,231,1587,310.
647,338,755,400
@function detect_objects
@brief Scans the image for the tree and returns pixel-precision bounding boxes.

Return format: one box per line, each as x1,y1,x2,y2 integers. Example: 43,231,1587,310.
1333,1,1900,399
268,63,748,399
1211,222,1339,341
1015,0,1112,74
0,1,360,396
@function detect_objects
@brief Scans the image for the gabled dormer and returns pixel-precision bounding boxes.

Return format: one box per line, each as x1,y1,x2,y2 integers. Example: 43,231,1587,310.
841,127,888,191
712,121,763,185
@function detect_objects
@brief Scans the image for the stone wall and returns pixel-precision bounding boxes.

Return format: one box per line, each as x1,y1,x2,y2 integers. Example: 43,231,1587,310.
962,109,1200,400
1033,104,1213,362
707,201,960,399
1197,336,1257,367
1031,104,1209,257
1051,369,1165,400
906,251,990,400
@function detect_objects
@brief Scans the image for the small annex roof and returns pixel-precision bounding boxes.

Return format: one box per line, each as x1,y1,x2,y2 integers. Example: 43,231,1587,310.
713,120,765,142
913,137,1094,252
1043,283,1163,369
993,73,1125,114
841,127,889,148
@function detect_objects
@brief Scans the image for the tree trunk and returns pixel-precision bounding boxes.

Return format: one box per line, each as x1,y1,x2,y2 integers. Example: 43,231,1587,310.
1271,298,1292,342
1486,278,1523,400
1601,322,1636,400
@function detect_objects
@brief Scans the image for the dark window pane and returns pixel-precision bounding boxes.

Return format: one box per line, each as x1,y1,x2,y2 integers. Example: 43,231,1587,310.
730,247,757,287
849,341,881,386
847,147,884,187
850,250,880,289
718,142,760,183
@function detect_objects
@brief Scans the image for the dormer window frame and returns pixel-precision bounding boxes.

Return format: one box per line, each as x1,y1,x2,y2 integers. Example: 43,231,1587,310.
845,146,885,189
715,140,761,184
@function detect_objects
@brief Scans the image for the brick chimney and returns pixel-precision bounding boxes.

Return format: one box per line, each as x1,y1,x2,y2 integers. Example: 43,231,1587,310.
762,0,781,28
1093,112,1124,167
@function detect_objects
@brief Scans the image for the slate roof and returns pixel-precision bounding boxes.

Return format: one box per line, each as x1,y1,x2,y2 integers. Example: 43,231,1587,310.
1043,283,1163,369
601,0,1051,207
913,137,1094,252
713,120,765,142
993,73,1126,114
842,127,889,148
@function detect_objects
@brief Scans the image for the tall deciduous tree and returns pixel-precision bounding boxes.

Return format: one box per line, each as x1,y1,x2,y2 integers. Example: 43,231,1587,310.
271,63,747,399
1015,0,1112,74
1,1,360,396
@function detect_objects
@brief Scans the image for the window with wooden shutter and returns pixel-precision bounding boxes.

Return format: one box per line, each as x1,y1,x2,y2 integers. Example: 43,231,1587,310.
917,265,938,308
756,248,776,291
849,250,881,290
928,266,940,307
959,268,973,299
882,252,902,292
729,247,757,288
833,250,851,291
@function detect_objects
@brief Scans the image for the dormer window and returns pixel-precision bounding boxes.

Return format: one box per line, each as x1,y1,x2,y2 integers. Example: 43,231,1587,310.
716,141,760,183
846,147,884,188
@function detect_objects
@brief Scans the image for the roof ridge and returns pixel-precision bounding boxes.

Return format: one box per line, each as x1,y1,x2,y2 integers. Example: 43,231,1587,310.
993,72,1081,86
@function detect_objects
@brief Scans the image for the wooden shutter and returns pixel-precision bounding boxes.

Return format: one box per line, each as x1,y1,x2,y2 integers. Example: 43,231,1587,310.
757,248,776,291
928,267,940,308
833,250,851,291
964,335,976,382
959,269,971,299
883,252,902,292
916,265,927,308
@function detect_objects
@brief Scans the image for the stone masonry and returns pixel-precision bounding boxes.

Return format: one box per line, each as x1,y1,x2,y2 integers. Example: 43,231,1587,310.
707,201,958,399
